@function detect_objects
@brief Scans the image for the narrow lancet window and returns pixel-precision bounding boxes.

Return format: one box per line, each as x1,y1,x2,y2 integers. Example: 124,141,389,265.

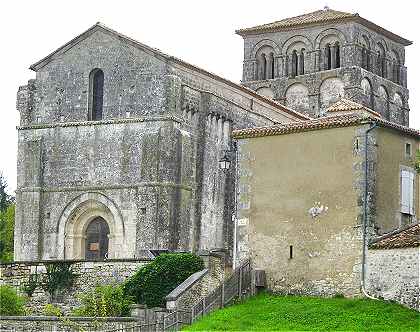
89,69,104,121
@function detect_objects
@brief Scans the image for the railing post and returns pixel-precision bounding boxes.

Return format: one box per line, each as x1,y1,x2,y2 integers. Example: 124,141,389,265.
221,283,225,307
202,297,206,315
175,311,179,331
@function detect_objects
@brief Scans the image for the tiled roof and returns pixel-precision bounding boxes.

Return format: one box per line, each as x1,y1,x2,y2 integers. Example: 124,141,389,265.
236,7,412,46
370,223,420,249
232,111,420,139
29,23,309,121
237,8,354,34
326,99,381,118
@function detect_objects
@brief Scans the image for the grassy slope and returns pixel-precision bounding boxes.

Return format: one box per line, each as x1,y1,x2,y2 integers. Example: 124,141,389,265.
184,293,420,331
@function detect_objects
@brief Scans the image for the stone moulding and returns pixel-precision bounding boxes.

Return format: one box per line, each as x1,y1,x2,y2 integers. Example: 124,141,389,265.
16,182,194,193
17,115,183,131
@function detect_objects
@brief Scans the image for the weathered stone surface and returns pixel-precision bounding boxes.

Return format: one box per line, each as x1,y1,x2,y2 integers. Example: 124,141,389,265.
239,16,410,124
366,247,419,310
0,316,141,332
15,24,303,262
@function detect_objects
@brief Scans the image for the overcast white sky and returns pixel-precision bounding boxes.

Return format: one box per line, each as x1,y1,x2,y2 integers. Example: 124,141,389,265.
0,0,418,194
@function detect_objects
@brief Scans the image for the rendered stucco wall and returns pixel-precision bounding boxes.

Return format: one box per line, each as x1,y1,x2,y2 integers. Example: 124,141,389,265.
235,126,364,296
375,128,419,234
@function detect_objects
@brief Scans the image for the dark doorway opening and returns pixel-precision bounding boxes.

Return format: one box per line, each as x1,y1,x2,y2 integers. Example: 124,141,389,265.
85,217,110,260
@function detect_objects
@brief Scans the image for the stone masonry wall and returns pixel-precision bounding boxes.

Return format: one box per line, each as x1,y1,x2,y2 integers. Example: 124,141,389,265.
0,260,149,315
16,25,303,262
0,316,141,332
366,247,419,310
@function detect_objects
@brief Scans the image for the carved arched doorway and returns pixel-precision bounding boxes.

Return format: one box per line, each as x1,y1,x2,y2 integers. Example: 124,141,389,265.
85,217,110,260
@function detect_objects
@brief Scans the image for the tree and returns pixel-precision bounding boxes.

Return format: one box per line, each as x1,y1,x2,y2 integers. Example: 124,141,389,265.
0,204,14,262
0,173,14,262
0,173,12,213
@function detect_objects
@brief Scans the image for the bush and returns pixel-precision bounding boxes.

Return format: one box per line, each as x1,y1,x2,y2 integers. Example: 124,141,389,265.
72,284,134,317
42,262,76,298
0,285,26,316
124,253,205,307
43,303,63,316
0,204,15,263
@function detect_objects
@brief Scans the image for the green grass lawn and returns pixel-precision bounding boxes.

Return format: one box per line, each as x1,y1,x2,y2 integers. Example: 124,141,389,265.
183,293,420,331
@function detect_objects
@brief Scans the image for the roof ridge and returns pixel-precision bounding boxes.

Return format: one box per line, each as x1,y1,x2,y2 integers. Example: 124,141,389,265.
236,7,355,34
232,112,420,139
235,8,411,45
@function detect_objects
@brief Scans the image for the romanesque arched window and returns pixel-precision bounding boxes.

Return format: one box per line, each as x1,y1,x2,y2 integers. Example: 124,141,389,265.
377,43,386,78
325,44,332,70
291,50,298,77
85,217,110,260
299,49,305,75
334,42,340,68
361,35,370,71
89,69,104,121
391,51,401,84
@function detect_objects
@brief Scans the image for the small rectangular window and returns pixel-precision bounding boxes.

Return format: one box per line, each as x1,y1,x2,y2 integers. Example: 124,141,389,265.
405,143,412,158
289,245,293,259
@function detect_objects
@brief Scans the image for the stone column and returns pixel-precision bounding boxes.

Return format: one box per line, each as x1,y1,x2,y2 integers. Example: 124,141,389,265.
266,55,273,79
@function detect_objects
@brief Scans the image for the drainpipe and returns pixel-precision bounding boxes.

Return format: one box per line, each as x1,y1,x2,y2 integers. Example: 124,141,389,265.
361,121,378,300
232,140,239,270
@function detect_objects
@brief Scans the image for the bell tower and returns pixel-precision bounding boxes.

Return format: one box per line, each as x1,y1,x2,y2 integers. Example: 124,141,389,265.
236,7,412,125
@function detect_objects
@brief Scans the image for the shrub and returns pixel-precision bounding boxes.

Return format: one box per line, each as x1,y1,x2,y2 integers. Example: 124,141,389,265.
124,253,205,307
0,285,26,316
72,284,134,317
22,274,38,297
43,303,63,316
41,262,76,298
0,204,15,263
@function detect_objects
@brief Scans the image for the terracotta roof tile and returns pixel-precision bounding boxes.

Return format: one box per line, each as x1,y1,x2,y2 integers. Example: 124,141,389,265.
237,8,355,34
370,223,420,249
326,99,381,118
236,7,412,46
232,111,420,139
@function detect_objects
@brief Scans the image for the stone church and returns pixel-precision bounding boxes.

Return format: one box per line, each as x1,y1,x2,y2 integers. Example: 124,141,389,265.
14,8,412,263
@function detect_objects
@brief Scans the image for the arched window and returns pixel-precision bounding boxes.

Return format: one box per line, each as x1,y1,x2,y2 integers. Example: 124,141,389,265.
391,51,401,84
376,44,386,78
325,44,332,70
85,217,110,260
256,45,275,80
261,54,267,80
291,50,298,77
335,42,340,68
299,49,305,75
362,48,369,70
89,69,104,121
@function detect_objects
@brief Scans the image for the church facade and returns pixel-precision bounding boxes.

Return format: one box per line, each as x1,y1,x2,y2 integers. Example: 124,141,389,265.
14,23,306,261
